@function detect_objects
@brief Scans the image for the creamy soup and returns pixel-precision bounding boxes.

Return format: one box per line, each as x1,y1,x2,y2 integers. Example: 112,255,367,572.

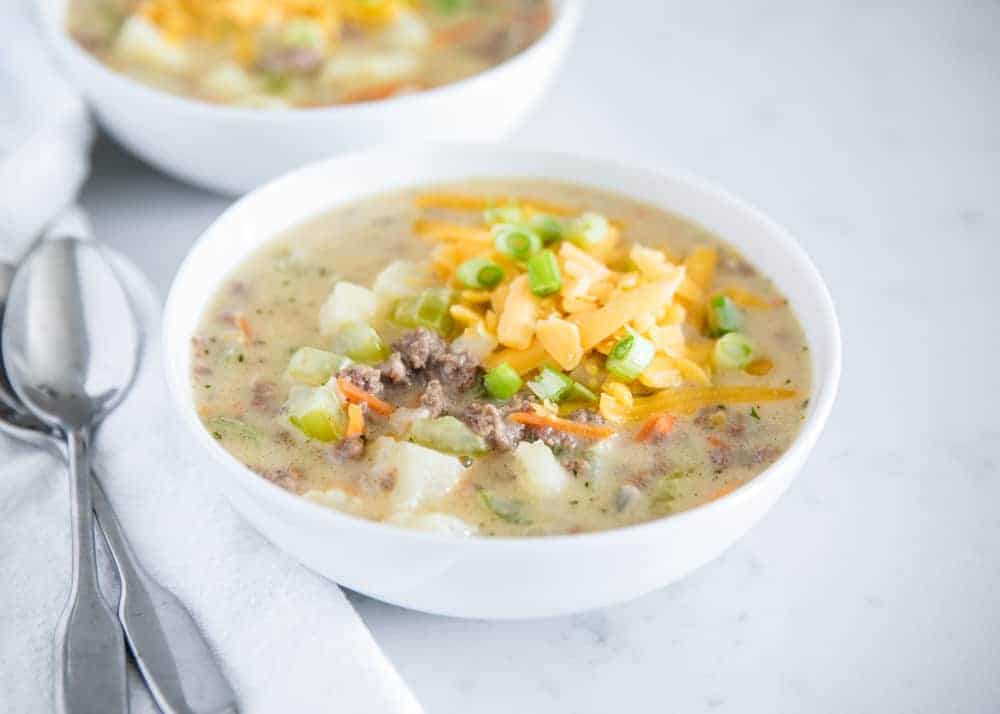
68,0,552,108
191,181,811,536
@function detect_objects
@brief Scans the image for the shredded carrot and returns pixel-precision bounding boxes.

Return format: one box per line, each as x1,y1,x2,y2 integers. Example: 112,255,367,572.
636,414,676,442
709,482,740,502
340,81,421,104
337,378,395,416
508,411,616,440
346,403,365,438
234,313,252,341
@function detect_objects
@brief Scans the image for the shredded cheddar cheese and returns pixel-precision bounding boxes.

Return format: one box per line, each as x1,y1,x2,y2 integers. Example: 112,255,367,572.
410,190,797,422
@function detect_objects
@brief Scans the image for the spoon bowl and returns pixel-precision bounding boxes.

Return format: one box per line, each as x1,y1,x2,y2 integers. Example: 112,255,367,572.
3,239,140,430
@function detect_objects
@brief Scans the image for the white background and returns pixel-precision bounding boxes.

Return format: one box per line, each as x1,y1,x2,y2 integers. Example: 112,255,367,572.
78,1,999,711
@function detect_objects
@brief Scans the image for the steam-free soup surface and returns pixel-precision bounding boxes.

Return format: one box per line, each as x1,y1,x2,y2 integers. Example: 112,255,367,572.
191,181,811,536
68,0,552,108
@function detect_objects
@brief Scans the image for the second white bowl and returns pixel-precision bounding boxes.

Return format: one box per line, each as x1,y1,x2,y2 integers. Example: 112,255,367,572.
37,0,582,195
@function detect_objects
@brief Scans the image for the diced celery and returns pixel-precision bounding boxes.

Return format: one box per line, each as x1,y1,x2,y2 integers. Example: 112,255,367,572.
527,366,574,402
206,416,260,442
478,489,529,524
286,385,346,442
390,287,455,334
331,323,388,364
409,416,488,455
319,281,377,336
286,347,351,385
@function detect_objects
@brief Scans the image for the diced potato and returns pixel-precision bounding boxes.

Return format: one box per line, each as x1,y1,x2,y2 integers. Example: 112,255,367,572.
372,260,432,316
114,16,189,72
320,50,419,87
387,512,477,536
200,62,255,102
303,488,362,513
451,323,498,362
536,316,583,371
514,441,569,498
286,347,351,385
379,9,431,49
319,281,377,336
370,437,465,511
285,384,347,442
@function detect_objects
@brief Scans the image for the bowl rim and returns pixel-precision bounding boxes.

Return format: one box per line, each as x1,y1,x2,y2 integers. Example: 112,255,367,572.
162,143,842,550
39,0,583,121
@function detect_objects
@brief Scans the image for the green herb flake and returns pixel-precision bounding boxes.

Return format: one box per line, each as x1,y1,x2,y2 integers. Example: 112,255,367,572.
750,406,761,421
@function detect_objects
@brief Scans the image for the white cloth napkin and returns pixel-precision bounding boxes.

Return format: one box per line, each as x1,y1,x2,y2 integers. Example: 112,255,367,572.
0,3,423,713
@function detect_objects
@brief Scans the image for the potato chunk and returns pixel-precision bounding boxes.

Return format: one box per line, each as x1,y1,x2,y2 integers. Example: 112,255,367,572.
319,281,377,336
370,437,465,511
514,441,569,498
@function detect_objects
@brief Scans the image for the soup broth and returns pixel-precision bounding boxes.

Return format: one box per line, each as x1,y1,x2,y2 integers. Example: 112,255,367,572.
191,181,811,536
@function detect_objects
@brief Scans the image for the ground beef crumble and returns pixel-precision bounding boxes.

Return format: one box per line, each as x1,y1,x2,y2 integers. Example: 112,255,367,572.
394,328,446,370
339,363,384,396
331,436,365,461
255,466,302,493
379,351,410,385
419,379,447,418
462,402,525,452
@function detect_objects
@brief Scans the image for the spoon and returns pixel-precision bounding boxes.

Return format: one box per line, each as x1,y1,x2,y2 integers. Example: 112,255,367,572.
3,239,138,713
0,255,238,714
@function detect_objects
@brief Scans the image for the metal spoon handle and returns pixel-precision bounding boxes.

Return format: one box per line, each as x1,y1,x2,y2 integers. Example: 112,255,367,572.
91,478,239,714
55,428,127,714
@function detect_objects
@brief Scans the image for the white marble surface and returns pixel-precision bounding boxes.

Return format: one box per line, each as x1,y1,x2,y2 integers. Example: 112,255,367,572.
76,1,999,711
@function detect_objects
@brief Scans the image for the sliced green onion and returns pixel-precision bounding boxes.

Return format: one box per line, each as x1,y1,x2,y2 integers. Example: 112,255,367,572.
706,294,744,337
457,257,505,289
331,323,388,364
713,332,754,369
493,223,542,262
527,365,574,402
484,362,523,400
483,203,524,225
567,212,611,246
526,249,562,297
605,330,655,381
392,287,455,334
530,214,565,244
564,380,598,404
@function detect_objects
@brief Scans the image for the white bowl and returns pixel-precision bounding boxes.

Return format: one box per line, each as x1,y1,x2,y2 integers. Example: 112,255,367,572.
163,145,841,619
36,0,582,196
